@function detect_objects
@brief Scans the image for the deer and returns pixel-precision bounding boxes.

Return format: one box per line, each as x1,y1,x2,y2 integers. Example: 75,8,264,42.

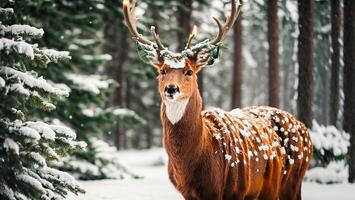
122,0,313,199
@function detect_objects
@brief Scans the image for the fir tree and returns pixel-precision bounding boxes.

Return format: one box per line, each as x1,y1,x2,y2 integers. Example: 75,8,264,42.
0,7,85,199
1,0,145,179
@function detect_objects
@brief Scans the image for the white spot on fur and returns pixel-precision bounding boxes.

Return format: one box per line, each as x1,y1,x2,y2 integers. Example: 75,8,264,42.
165,99,189,124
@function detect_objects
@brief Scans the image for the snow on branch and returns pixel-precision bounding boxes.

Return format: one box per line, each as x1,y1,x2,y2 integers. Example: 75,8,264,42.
311,121,350,157
82,54,112,61
3,138,19,155
41,49,71,63
0,67,70,97
0,8,14,14
113,108,146,125
25,121,56,141
0,184,15,200
66,74,111,94
0,38,34,59
0,76,6,87
0,24,44,37
305,160,348,184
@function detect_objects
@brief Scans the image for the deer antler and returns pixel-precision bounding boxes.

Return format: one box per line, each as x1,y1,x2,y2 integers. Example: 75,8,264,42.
186,25,198,49
210,0,241,45
150,26,165,50
123,0,165,50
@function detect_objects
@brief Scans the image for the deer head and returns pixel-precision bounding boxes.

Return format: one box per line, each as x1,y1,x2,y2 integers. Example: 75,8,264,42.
123,0,241,105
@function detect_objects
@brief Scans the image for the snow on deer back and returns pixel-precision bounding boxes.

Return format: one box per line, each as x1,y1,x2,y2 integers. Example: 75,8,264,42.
203,106,312,198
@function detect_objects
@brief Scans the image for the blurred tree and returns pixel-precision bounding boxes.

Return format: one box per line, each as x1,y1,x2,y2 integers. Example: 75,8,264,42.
297,0,314,128
102,0,130,150
313,0,331,126
177,0,193,51
267,0,280,108
232,9,243,108
330,0,341,127
279,0,298,113
343,0,355,183
177,0,205,104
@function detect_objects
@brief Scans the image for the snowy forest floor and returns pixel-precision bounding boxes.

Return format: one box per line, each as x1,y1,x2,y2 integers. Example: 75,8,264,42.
68,149,355,200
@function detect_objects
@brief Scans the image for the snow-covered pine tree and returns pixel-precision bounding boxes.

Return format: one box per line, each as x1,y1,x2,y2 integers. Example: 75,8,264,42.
0,0,145,179
0,7,85,199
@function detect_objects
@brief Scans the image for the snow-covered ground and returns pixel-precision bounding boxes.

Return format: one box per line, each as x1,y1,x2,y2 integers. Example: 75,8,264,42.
68,149,355,200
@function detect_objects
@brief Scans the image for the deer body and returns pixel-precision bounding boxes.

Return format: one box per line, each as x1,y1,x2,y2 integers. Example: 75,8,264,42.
123,0,312,199
161,84,312,200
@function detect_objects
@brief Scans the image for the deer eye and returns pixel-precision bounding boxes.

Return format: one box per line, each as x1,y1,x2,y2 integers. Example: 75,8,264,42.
160,69,166,75
185,70,193,76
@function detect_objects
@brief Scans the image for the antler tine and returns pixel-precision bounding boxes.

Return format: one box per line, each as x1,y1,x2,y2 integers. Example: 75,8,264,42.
210,0,242,45
123,0,152,45
150,26,165,50
186,25,198,49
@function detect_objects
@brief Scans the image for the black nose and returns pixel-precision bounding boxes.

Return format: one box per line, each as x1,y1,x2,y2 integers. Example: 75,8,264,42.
165,85,179,94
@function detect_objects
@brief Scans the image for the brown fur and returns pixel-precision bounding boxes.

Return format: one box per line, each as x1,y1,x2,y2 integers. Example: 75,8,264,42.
158,64,312,200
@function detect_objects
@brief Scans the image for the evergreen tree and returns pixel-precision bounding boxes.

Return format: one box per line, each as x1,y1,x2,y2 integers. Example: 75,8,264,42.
313,0,331,125
279,0,298,113
0,7,84,199
1,0,144,179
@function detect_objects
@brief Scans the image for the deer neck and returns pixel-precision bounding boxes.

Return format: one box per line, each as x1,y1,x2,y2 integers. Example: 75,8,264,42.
161,86,206,163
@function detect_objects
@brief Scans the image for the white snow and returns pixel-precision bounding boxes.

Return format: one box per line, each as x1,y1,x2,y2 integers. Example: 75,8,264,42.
67,160,100,176
42,49,71,62
67,149,355,200
163,57,186,69
0,76,5,87
25,121,56,141
82,54,112,61
0,24,44,37
66,74,110,94
0,67,70,96
3,138,19,154
40,167,82,190
49,125,76,139
28,152,46,166
0,184,16,200
0,8,14,14
311,121,350,156
305,161,348,184
17,174,45,193
113,108,134,116
19,127,41,141
230,108,246,118
9,83,30,96
0,38,34,59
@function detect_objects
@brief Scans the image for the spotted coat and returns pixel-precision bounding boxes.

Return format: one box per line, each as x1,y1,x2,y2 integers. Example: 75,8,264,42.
202,106,313,199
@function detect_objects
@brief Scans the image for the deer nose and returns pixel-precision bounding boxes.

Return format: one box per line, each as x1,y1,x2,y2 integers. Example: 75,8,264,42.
165,85,179,94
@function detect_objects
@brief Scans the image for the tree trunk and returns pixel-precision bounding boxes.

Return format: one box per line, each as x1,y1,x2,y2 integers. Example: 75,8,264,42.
177,0,193,51
267,0,280,108
343,0,355,183
177,0,205,102
329,0,341,126
322,67,329,125
232,11,243,108
297,0,314,128
103,1,129,150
